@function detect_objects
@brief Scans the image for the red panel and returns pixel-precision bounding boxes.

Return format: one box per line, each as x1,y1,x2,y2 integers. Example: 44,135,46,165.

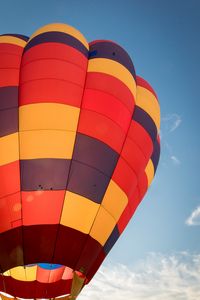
82,88,131,132
0,192,21,233
0,53,21,68
62,266,73,280
78,109,126,153
0,161,20,198
117,204,132,234
112,157,137,197
86,249,106,281
75,236,102,274
21,59,86,87
0,227,23,271
0,69,19,87
49,266,66,283
19,79,83,107
0,43,24,55
36,266,65,283
89,39,118,46
121,137,148,177
1,276,72,299
37,266,50,283
128,120,153,159
85,72,135,113
129,188,140,215
22,43,87,69
136,76,158,99
22,190,65,225
138,173,148,199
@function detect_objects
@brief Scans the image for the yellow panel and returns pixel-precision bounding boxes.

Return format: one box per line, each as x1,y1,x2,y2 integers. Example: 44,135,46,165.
19,103,80,132
90,206,116,246
19,130,76,159
0,133,19,166
9,265,36,282
0,36,26,47
30,23,89,50
10,266,26,281
25,265,37,281
145,159,154,187
2,271,10,276
136,86,160,131
88,58,136,98
60,191,99,234
102,180,128,221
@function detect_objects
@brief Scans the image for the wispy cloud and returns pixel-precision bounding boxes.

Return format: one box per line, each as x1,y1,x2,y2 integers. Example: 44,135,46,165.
170,155,181,165
79,252,200,300
186,206,200,226
162,113,182,133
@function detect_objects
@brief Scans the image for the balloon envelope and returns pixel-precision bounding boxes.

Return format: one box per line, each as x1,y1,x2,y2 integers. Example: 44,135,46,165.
0,23,160,299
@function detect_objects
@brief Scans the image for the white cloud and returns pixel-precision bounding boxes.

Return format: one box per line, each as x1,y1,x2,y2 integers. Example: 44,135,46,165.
170,155,181,165
79,252,200,300
162,114,182,133
186,206,200,226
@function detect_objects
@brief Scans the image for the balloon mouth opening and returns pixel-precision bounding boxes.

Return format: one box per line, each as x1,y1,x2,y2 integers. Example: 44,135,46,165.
1,263,86,283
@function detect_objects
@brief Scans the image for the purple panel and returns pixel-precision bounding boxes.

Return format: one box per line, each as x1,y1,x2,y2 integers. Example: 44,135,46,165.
0,108,18,137
151,138,160,172
89,41,136,79
20,159,70,191
0,86,18,110
73,133,119,177
67,160,110,203
133,106,157,143
103,225,119,254
24,31,88,57
0,34,29,41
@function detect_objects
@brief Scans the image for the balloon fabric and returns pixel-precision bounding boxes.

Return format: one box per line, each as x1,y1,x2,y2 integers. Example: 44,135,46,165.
0,23,160,299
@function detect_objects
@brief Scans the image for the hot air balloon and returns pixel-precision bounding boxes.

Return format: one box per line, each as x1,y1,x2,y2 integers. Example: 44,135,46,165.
0,23,160,299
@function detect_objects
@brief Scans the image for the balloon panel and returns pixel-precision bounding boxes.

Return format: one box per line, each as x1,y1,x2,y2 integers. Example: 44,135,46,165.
0,23,160,299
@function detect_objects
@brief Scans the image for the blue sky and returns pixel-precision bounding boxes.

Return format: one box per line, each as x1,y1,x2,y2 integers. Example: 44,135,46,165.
0,0,200,299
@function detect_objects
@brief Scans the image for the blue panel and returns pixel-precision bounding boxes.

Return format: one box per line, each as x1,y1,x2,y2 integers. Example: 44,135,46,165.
38,263,63,270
